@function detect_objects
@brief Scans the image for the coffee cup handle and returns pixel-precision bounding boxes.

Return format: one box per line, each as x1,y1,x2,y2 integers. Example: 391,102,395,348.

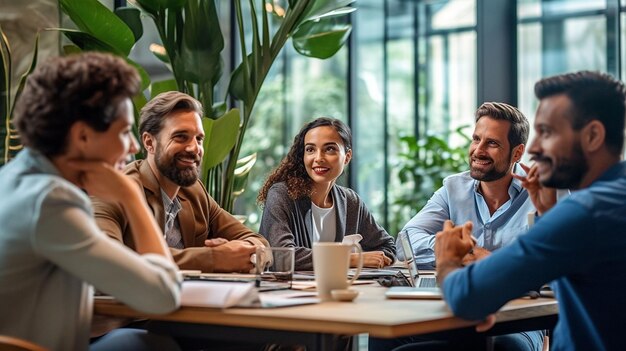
348,242,363,285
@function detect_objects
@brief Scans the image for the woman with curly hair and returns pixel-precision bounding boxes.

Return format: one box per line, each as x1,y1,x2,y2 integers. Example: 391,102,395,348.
258,117,395,270
0,53,180,350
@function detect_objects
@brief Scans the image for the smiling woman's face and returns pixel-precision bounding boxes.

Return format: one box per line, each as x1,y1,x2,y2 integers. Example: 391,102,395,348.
303,126,352,187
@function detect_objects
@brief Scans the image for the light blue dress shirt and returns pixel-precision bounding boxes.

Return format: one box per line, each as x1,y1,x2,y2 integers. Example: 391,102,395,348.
0,148,180,350
401,165,536,266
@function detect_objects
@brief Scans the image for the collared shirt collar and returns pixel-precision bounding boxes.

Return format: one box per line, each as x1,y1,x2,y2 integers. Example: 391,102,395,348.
160,188,182,217
473,163,526,222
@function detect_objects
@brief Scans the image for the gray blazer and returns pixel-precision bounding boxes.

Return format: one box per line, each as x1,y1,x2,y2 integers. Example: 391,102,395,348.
259,182,396,270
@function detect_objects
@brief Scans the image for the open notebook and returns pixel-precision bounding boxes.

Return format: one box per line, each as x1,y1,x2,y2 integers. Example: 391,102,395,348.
385,231,442,299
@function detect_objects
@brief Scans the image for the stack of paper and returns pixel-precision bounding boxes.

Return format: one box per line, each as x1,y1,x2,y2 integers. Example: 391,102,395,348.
181,281,259,308
181,281,320,308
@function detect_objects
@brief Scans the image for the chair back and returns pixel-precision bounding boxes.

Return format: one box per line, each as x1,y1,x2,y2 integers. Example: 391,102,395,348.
0,335,47,351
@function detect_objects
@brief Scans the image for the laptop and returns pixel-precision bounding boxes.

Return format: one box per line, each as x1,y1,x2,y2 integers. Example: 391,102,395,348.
385,231,442,299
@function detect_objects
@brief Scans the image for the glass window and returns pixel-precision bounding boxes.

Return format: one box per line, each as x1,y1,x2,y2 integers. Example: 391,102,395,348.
431,0,476,29
518,0,609,157
354,0,386,222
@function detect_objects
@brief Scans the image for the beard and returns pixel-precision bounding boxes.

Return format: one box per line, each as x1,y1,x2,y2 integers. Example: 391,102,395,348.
535,142,588,189
155,147,201,187
469,151,512,182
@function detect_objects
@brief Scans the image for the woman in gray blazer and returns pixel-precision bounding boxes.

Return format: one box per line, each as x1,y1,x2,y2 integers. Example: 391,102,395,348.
258,117,396,270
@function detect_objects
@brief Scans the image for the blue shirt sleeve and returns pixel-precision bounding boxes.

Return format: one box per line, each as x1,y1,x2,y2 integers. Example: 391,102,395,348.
442,198,593,320
401,186,450,265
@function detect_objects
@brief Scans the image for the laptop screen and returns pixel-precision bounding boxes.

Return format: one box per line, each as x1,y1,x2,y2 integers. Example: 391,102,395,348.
398,231,420,287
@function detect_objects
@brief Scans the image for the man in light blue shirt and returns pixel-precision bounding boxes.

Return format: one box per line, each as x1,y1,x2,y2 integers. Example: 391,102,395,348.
401,102,535,268
370,103,545,351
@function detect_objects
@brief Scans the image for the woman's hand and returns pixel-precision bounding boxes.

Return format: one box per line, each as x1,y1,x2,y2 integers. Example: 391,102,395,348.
351,251,392,268
67,159,140,203
68,159,171,258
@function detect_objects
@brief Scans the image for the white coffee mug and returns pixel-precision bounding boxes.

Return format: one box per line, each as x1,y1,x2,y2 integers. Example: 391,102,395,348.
312,242,363,301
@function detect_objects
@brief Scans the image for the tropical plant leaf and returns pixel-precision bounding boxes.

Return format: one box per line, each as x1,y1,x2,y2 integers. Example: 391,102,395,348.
56,29,123,55
303,0,355,22
150,78,178,99
115,7,143,43
306,7,356,22
59,0,135,55
134,0,159,16
200,108,240,174
228,54,252,101
10,34,39,119
1,25,11,166
175,0,224,85
55,29,150,91
292,19,351,59
232,153,257,196
126,59,151,91
212,102,227,118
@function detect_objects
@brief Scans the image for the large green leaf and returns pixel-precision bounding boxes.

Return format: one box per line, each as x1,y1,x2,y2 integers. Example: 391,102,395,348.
303,0,355,22
201,108,240,174
306,7,356,22
292,20,352,59
59,0,135,56
227,54,252,101
174,0,224,85
150,78,178,99
134,0,159,15
115,7,143,43
126,59,151,92
57,30,150,91
56,29,123,55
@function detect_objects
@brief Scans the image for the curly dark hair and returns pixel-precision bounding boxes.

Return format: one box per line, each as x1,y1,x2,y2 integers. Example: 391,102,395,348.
13,52,140,157
258,117,352,203
534,71,626,156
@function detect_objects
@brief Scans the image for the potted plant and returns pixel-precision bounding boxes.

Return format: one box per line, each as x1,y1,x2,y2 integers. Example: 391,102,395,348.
0,25,39,166
56,0,355,213
390,127,470,235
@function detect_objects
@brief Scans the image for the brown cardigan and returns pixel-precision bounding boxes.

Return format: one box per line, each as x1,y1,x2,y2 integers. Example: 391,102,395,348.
92,159,268,272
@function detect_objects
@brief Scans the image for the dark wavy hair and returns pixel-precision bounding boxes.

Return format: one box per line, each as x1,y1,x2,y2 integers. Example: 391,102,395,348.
534,71,626,156
14,52,140,157
258,117,352,203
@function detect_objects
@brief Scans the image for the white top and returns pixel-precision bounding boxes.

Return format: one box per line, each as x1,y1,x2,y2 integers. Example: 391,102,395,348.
310,202,336,242
0,149,181,351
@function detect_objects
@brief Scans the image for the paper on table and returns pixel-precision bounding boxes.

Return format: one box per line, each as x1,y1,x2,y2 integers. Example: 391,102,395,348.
181,281,259,308
181,281,321,308
342,234,363,245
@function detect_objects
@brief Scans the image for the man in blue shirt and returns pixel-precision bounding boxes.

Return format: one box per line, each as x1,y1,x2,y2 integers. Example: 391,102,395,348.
436,71,626,350
402,102,538,269
372,103,545,351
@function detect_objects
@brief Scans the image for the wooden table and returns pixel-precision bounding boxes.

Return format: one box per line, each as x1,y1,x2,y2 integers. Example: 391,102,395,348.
94,285,558,350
